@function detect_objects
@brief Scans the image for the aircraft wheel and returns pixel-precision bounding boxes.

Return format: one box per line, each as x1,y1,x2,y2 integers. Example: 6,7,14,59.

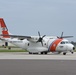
8,47,11,50
44,52,47,54
29,52,32,54
71,52,74,54
41,52,44,54
63,53,66,55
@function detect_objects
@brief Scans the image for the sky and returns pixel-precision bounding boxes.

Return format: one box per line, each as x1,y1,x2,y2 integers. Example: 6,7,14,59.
0,0,76,41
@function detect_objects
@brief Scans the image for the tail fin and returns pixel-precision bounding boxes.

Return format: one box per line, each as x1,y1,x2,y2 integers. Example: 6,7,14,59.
0,18,10,38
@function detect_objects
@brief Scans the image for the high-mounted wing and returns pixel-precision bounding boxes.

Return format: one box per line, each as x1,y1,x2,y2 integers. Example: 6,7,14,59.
0,34,31,40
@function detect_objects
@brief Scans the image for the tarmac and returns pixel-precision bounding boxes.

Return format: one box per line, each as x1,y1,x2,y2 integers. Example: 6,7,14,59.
0,60,76,75
0,52,76,60
0,52,76,75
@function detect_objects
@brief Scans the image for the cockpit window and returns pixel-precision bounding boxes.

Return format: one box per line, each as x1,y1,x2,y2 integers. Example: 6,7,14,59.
60,41,65,44
66,41,69,44
60,41,70,44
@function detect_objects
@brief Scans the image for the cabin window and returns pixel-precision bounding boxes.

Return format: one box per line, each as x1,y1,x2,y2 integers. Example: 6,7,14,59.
65,41,70,44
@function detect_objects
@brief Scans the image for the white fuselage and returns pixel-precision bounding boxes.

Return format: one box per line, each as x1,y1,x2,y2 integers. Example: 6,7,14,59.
2,36,74,54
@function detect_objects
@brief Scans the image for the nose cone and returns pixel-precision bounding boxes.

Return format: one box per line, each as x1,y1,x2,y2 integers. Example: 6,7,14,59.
73,47,75,50
67,44,75,51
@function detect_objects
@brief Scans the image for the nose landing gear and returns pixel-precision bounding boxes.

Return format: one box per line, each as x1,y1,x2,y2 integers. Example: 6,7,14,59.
70,51,74,54
71,52,74,54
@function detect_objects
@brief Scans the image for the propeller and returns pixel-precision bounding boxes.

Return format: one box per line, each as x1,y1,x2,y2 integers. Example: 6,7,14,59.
36,31,46,46
57,32,73,39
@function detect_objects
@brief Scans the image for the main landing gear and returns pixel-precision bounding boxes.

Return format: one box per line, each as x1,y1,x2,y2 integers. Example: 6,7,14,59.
29,52,38,54
29,52,48,55
41,52,47,54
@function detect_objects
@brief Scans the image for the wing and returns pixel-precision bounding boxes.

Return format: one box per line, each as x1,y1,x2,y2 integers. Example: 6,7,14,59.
0,34,39,43
0,34,31,40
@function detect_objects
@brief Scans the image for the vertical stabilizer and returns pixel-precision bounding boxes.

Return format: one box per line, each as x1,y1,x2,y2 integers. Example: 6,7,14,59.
0,18,10,38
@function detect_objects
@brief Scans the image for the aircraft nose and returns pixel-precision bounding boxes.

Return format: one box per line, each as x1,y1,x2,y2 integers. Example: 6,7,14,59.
67,44,75,51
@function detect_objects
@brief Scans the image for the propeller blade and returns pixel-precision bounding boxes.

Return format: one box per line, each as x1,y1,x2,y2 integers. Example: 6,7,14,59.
38,31,41,37
41,41,43,46
61,32,63,38
57,32,73,39
61,36,73,38
36,31,46,46
42,35,46,39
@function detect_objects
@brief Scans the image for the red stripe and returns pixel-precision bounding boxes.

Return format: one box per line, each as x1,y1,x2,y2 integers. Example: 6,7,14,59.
2,31,10,38
0,18,10,38
0,18,6,27
49,39,63,52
